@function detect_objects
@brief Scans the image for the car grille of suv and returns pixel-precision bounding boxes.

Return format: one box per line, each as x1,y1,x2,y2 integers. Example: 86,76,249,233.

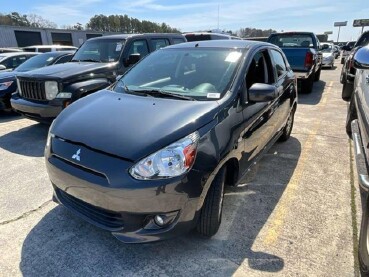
19,79,47,101
55,187,125,231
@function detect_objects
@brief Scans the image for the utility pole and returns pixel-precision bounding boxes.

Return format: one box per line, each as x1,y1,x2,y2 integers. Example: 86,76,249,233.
334,21,347,43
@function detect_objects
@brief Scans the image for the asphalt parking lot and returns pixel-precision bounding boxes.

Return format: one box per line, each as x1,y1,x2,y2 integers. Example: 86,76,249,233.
0,62,359,276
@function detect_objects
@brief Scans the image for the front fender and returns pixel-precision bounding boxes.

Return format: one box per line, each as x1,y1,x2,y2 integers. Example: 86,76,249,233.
64,78,111,100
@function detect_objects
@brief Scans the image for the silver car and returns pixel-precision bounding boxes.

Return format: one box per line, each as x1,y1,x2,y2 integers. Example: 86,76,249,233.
321,43,335,69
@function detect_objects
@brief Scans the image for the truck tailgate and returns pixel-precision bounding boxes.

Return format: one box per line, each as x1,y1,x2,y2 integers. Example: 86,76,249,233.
280,48,309,72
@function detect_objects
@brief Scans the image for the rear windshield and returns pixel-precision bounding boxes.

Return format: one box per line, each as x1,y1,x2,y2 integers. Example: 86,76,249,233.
15,52,61,72
321,44,333,53
185,34,212,42
269,34,315,48
71,39,125,63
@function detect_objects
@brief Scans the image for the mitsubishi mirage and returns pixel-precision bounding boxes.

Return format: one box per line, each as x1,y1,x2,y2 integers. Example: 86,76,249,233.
45,40,298,243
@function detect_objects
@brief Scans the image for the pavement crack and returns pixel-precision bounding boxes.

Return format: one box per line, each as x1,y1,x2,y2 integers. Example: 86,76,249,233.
0,200,52,226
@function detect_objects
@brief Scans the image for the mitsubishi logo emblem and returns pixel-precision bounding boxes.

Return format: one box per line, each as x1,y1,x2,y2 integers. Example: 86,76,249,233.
72,149,81,161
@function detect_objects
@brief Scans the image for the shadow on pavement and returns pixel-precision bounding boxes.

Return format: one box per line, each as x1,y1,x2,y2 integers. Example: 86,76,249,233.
20,137,301,276
298,80,326,105
0,123,48,157
0,110,22,124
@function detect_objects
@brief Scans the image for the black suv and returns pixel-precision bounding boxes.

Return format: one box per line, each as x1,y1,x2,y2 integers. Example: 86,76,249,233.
11,33,186,123
45,40,297,243
341,31,369,101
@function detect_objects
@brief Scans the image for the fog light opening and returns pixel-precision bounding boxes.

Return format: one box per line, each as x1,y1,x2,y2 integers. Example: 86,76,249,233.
154,215,165,226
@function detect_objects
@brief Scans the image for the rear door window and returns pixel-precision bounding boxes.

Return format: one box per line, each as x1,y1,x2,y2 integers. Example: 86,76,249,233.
150,39,170,51
127,40,149,58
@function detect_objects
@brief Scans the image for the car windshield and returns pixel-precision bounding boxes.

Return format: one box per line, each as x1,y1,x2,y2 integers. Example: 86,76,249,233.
114,48,244,101
356,34,369,48
71,39,125,63
269,34,315,48
15,53,59,72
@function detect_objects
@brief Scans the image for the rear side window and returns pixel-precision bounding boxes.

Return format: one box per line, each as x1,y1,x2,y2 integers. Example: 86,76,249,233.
172,38,186,45
150,39,169,51
127,40,149,58
185,34,211,42
270,50,287,78
38,48,52,53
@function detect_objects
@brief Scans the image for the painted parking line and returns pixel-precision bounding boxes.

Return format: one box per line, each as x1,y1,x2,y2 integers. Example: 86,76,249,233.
263,81,334,246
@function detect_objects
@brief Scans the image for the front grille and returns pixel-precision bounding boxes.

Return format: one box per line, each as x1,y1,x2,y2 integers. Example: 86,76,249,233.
19,79,47,101
56,187,125,231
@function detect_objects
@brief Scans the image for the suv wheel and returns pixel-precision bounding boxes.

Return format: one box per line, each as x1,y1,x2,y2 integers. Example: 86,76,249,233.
342,81,354,101
302,73,314,93
346,96,357,138
314,67,321,82
197,167,226,237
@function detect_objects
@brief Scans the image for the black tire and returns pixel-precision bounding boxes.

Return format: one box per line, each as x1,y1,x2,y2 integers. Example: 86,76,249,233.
342,81,354,101
346,95,357,138
301,73,314,93
197,167,226,237
314,67,321,82
279,109,295,142
341,58,345,64
359,194,369,276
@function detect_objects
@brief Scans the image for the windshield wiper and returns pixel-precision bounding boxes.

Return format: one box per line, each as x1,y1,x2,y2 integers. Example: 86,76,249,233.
70,59,101,63
131,89,195,101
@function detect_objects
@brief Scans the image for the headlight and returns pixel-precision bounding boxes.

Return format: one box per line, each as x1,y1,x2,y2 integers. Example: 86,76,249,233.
0,81,13,91
45,120,56,149
45,81,59,100
130,131,200,180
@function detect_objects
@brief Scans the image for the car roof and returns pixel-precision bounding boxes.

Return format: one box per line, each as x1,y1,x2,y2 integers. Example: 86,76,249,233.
87,33,185,41
165,40,273,50
23,45,77,49
0,52,38,57
36,51,75,57
270,32,315,35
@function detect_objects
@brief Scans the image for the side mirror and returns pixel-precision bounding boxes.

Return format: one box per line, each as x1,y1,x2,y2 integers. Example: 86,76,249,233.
320,44,329,50
127,53,141,66
353,46,369,70
248,83,277,102
342,45,352,51
0,65,6,70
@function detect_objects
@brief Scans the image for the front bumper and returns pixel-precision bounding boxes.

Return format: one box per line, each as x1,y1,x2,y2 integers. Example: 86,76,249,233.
46,136,204,243
11,94,64,123
351,119,369,191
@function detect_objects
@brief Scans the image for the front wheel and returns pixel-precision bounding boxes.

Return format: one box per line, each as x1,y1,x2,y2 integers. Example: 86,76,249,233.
279,108,295,142
346,95,357,138
197,167,226,237
342,81,354,101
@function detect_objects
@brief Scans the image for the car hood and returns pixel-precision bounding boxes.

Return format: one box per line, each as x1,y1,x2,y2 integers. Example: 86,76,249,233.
52,90,219,161
16,62,117,80
0,71,16,81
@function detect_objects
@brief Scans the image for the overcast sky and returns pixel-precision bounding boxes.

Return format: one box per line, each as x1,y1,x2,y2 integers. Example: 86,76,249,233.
4,0,369,41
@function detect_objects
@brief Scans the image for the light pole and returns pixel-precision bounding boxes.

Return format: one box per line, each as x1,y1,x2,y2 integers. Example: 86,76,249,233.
334,21,347,43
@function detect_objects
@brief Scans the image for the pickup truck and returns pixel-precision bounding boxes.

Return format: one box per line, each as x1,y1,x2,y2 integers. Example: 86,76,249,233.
11,33,186,123
268,32,322,93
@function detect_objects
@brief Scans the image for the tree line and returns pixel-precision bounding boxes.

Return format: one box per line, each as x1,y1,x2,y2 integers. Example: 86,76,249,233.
0,11,276,37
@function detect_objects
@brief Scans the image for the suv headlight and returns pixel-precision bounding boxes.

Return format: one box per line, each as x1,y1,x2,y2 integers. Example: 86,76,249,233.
130,131,200,180
45,81,59,100
0,81,13,91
